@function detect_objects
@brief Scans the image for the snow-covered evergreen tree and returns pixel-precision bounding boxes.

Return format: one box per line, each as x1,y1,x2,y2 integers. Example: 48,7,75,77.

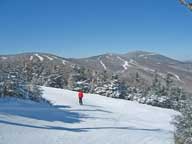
174,95,192,144
0,69,48,103
94,74,128,99
44,74,66,88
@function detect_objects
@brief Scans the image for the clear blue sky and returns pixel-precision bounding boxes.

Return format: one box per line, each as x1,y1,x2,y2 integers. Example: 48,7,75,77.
0,0,191,60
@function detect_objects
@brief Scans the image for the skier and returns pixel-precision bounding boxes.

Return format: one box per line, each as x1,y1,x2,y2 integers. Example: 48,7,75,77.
78,90,84,105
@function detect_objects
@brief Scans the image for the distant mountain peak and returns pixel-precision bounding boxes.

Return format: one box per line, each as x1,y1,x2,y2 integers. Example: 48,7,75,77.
124,50,157,56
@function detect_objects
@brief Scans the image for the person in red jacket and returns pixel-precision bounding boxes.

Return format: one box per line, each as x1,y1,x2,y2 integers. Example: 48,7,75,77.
78,90,84,105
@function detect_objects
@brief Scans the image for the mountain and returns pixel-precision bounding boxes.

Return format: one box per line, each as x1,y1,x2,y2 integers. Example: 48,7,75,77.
0,51,192,93
71,51,192,93
0,86,178,144
0,52,78,88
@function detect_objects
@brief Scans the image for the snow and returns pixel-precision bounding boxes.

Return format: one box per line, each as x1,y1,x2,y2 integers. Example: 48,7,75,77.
147,53,157,56
34,54,44,61
129,59,137,65
52,56,59,59
142,67,155,73
129,59,156,74
71,64,76,68
138,54,145,57
29,56,33,61
121,58,154,73
117,56,131,70
76,80,87,85
1,57,7,60
0,86,178,144
116,57,157,74
173,74,181,81
62,60,67,65
44,55,54,61
123,61,130,70
156,72,166,79
169,72,182,82
99,60,107,70
138,53,157,58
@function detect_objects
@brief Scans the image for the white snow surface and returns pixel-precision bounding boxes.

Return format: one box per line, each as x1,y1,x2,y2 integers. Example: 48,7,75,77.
117,56,131,70
123,61,130,70
129,59,137,65
62,59,67,65
0,87,179,144
169,72,182,82
34,54,44,61
138,53,157,58
173,74,182,81
29,56,33,61
52,56,59,59
44,55,54,61
1,57,7,60
99,60,107,70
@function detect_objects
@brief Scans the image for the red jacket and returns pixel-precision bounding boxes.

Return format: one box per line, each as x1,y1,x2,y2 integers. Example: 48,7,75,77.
78,91,84,98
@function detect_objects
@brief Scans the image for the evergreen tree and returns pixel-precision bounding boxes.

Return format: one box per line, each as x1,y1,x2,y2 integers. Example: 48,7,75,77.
165,73,174,96
151,71,162,96
174,95,192,144
0,69,46,103
94,74,128,99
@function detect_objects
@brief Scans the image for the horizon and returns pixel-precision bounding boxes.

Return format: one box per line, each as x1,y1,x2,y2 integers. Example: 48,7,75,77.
0,0,191,60
0,50,189,61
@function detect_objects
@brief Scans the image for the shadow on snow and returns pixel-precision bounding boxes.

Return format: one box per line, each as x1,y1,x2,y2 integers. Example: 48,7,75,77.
0,104,85,124
0,120,163,133
0,97,164,133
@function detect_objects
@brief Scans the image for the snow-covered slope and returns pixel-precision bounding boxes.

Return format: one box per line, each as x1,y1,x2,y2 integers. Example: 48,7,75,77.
0,87,178,144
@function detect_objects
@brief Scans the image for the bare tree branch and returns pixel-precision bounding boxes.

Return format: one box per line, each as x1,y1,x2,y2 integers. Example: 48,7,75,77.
179,0,192,11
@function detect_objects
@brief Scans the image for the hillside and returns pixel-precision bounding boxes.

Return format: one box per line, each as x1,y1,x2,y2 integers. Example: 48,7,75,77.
0,51,192,93
0,86,178,144
71,51,192,92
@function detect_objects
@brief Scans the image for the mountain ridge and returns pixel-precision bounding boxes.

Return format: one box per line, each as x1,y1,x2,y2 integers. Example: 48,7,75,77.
0,51,192,93
0,50,185,62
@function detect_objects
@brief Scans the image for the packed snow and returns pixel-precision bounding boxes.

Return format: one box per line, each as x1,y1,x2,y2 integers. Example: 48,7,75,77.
117,56,131,70
129,59,137,65
138,53,157,58
35,54,44,61
173,74,182,82
138,55,145,57
29,56,33,61
123,61,130,70
142,67,156,73
52,56,59,60
0,87,178,144
169,72,182,82
118,58,154,73
44,55,54,61
62,60,67,65
1,57,7,60
99,60,107,70
105,55,111,59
